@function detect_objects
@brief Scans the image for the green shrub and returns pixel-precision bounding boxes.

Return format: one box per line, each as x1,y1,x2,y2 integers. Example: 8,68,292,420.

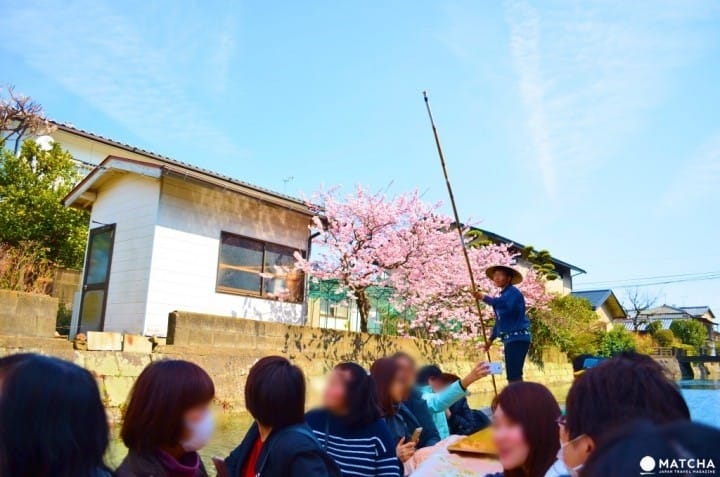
654,329,674,347
599,325,636,357
529,295,606,364
670,320,707,349
646,320,662,335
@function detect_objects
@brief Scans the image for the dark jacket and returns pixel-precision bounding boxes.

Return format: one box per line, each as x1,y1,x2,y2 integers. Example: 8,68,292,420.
483,284,531,344
447,397,491,436
402,388,441,447
225,422,341,477
115,449,209,477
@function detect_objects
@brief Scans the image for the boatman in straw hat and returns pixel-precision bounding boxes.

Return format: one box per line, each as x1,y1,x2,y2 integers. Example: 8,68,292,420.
473,265,531,382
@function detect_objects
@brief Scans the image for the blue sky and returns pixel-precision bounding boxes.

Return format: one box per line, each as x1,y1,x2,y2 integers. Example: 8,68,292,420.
2,0,720,316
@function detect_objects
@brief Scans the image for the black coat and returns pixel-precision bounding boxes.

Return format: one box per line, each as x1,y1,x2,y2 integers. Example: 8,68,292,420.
448,397,491,436
225,422,341,477
115,450,209,477
402,388,441,447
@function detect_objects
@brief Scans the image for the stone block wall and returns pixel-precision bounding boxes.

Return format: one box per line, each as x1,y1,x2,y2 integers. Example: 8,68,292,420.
0,290,58,337
0,312,575,418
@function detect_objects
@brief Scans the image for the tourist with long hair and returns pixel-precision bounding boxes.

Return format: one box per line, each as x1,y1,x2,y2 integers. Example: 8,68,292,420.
225,356,341,477
0,354,112,477
484,382,562,477
306,362,401,477
117,359,216,477
370,357,421,473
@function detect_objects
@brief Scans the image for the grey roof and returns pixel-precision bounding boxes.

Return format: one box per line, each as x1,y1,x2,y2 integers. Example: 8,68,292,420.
680,306,715,319
572,290,612,309
468,227,586,274
53,121,308,208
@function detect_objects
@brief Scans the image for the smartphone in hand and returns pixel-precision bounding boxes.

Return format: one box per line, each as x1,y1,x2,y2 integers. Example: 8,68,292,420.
489,362,503,375
410,427,423,444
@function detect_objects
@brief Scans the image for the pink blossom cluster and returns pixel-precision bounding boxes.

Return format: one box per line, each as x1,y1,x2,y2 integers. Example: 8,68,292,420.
295,186,550,342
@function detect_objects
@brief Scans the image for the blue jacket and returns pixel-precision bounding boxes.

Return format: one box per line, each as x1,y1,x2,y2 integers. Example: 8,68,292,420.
225,422,341,477
402,389,441,447
483,284,531,344
418,381,467,439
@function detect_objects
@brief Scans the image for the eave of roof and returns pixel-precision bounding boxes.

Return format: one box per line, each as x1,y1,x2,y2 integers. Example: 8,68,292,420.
53,121,311,212
469,227,586,274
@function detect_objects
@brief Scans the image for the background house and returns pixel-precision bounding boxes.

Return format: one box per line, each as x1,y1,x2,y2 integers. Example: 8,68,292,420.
615,304,717,342
571,289,627,330
466,228,586,295
61,128,313,337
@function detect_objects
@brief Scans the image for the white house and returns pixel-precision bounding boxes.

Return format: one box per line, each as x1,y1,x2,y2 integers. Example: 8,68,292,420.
61,125,313,337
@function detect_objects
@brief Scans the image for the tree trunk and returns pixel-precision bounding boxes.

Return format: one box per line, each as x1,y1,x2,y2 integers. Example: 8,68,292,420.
356,289,371,333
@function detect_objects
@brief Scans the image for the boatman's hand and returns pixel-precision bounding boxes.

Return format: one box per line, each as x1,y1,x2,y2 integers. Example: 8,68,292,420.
472,290,484,301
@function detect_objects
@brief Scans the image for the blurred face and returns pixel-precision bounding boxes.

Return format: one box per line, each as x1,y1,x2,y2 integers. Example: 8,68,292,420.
558,418,594,470
492,270,512,288
180,402,214,451
395,357,415,399
492,404,529,472
389,373,406,404
323,368,349,415
429,377,450,393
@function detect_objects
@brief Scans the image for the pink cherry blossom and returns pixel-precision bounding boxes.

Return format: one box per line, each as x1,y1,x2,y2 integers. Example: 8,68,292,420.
295,186,550,340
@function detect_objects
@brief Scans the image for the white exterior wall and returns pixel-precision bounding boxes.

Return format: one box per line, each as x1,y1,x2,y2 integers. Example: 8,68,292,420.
50,129,152,167
143,176,311,336
87,173,160,333
514,259,573,295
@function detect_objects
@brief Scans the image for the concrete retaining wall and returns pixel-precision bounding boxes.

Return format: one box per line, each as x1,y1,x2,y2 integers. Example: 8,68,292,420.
0,290,58,337
0,312,575,418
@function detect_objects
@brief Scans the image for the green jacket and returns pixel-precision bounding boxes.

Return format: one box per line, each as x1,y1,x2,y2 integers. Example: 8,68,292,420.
418,381,468,439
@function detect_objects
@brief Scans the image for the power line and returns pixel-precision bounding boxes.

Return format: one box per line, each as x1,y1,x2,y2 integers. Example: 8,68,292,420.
576,272,720,289
579,270,720,286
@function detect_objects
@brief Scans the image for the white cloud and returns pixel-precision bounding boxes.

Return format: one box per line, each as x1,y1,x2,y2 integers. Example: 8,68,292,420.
502,0,717,199
0,0,242,160
505,0,556,197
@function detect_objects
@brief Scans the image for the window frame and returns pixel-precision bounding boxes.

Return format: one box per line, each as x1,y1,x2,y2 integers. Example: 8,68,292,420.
215,231,306,304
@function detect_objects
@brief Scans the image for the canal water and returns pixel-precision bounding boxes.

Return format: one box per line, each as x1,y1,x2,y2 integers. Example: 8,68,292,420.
105,380,720,469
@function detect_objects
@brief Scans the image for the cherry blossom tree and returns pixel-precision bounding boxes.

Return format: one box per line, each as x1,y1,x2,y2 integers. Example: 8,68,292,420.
295,186,550,339
295,186,453,332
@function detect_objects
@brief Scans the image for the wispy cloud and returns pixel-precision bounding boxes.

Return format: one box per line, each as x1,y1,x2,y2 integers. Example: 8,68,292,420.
502,0,717,199
0,0,242,160
505,0,556,196
661,132,720,211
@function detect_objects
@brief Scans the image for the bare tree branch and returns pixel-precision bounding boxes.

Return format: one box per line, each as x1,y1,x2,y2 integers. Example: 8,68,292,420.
0,85,55,153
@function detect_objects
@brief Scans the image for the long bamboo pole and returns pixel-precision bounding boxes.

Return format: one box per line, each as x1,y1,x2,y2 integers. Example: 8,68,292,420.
422,91,498,396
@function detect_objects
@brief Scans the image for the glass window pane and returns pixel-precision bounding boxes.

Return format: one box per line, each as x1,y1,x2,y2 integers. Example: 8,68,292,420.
263,243,304,302
217,235,263,294
79,290,104,332
86,229,113,285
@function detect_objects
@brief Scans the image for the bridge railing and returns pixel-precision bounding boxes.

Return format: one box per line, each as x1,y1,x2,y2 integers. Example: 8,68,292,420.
649,347,675,357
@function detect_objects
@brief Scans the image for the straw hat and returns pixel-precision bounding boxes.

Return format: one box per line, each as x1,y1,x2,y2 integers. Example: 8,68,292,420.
485,264,523,285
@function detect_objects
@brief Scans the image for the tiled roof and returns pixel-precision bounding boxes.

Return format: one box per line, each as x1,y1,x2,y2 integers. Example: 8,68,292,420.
680,306,715,319
53,121,308,208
